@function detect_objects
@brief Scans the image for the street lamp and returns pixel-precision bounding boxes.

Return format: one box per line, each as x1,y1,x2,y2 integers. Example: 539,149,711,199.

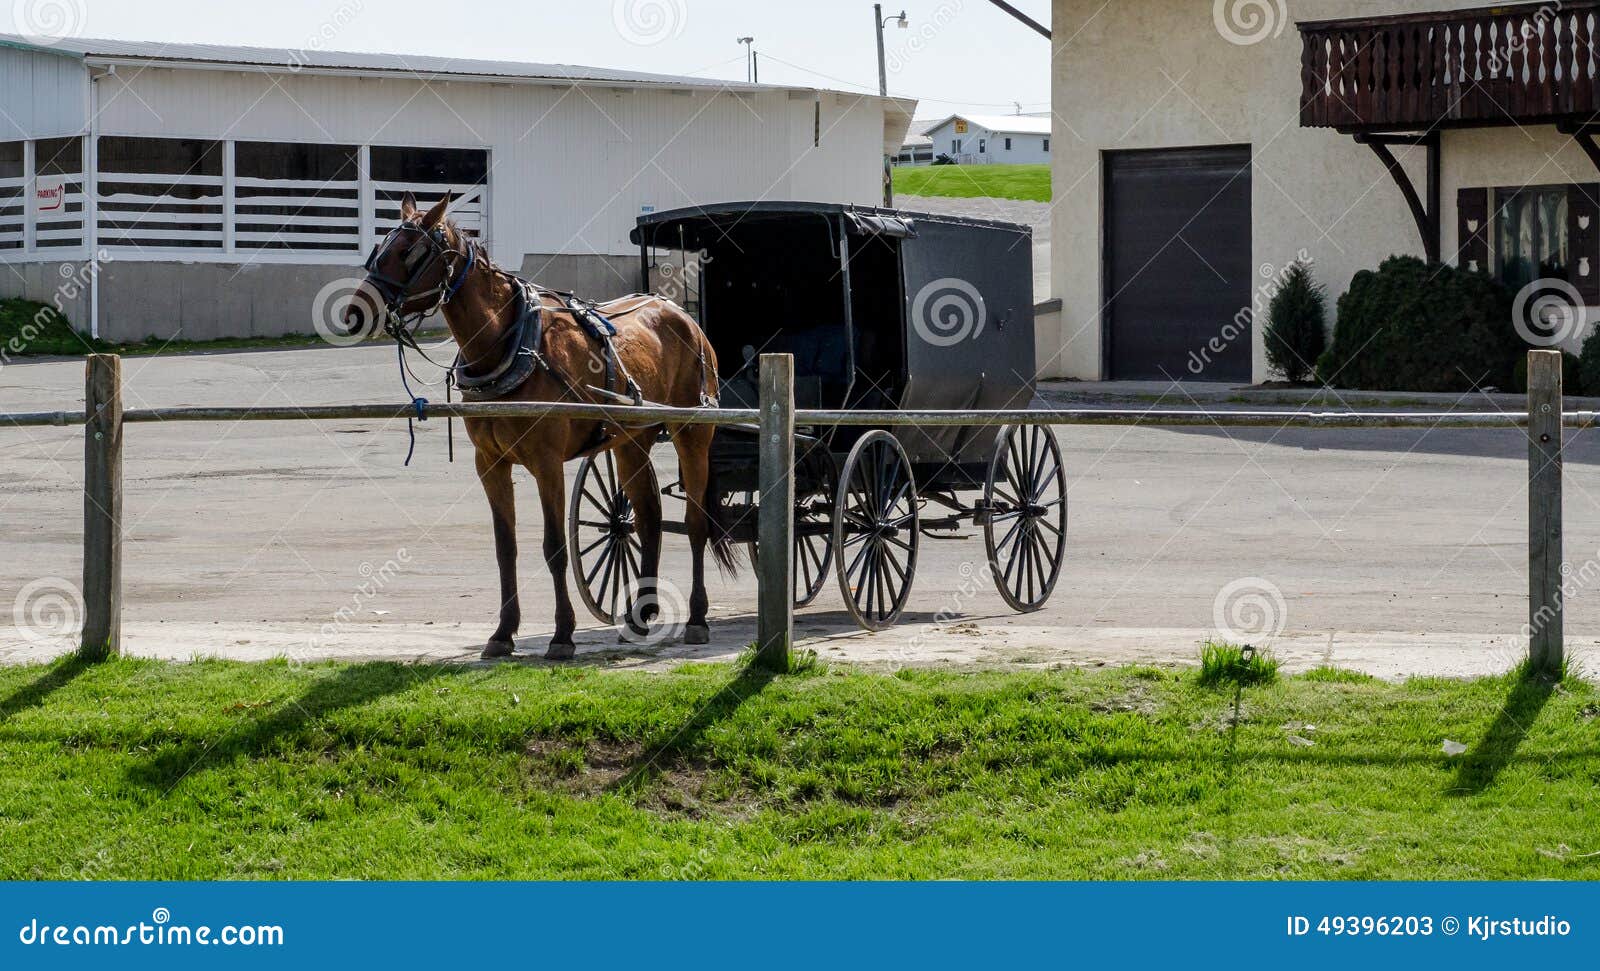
874,5,909,98
874,5,909,208
736,36,756,83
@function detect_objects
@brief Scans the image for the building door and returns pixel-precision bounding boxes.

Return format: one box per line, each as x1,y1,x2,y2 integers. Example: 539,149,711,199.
1103,146,1252,382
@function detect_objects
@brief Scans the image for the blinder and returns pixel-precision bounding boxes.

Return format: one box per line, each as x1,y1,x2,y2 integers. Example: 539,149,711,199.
359,219,470,338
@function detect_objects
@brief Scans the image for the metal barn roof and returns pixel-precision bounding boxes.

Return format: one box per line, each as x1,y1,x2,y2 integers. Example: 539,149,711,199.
0,32,781,92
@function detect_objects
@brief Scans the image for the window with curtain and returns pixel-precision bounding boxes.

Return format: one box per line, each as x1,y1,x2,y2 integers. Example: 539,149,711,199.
1495,186,1569,293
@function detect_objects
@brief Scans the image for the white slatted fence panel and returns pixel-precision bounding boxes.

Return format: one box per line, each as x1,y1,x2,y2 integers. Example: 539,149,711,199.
369,181,486,246
234,174,362,252
97,171,225,252
0,174,23,249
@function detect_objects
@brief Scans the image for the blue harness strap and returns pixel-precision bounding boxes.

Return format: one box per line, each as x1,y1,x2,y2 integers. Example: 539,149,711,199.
398,340,429,467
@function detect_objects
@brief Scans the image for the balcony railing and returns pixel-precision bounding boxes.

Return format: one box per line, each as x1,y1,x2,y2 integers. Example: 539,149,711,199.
1300,1,1600,132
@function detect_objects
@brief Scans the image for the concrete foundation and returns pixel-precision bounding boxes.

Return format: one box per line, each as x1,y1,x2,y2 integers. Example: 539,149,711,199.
0,259,92,332
92,261,366,343
517,253,643,299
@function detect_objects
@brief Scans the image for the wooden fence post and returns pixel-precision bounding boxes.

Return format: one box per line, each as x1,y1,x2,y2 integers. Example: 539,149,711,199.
81,353,122,660
1527,349,1564,676
756,354,795,671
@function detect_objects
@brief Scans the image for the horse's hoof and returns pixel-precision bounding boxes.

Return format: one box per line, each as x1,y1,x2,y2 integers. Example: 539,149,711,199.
481,639,516,660
545,641,577,661
685,624,710,645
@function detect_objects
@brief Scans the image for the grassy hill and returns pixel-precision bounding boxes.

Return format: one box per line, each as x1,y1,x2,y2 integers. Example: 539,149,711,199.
894,163,1051,203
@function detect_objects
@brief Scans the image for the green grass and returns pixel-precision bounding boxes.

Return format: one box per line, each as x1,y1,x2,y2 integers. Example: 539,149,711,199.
1198,642,1279,688
894,163,1051,202
0,655,1595,880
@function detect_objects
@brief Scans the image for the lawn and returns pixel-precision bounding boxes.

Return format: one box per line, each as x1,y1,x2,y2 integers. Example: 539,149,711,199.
0,655,1594,880
894,163,1051,202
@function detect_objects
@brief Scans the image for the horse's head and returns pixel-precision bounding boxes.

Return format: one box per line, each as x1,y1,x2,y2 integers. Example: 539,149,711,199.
343,192,464,338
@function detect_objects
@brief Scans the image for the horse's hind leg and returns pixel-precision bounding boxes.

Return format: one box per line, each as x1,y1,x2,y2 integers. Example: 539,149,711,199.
613,436,663,640
670,424,714,645
528,454,578,660
476,452,520,659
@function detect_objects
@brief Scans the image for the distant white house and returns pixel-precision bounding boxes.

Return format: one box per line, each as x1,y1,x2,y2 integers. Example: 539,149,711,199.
921,113,1051,165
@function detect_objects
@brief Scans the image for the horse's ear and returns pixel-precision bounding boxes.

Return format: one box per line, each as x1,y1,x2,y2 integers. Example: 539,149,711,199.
400,191,418,221
420,192,452,230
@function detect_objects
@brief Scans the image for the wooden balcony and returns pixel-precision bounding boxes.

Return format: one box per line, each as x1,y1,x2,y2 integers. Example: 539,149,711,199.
1300,1,1600,132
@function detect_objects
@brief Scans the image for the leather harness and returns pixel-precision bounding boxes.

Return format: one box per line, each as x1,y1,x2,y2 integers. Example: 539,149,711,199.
449,280,654,407
362,220,716,459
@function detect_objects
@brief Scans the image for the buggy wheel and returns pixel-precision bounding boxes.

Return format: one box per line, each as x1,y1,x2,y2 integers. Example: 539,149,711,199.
833,430,919,630
793,442,837,607
568,450,657,625
984,424,1067,613
739,444,837,607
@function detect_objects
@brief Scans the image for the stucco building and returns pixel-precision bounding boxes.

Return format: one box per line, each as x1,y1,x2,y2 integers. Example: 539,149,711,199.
1045,0,1599,383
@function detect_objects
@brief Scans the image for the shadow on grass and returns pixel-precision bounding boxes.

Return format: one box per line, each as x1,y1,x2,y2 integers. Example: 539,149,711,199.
0,654,96,726
608,663,777,794
1450,668,1559,796
126,662,442,792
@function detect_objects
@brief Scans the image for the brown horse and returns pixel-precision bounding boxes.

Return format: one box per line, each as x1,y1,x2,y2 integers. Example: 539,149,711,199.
346,193,734,660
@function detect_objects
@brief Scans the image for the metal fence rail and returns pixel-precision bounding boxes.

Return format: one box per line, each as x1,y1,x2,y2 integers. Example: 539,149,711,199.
0,351,1574,674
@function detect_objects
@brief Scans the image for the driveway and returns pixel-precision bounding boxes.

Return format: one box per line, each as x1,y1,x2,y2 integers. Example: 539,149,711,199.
2,343,1597,679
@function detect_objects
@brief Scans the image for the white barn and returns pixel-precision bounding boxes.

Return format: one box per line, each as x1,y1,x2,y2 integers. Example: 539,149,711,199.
0,34,916,341
921,113,1051,166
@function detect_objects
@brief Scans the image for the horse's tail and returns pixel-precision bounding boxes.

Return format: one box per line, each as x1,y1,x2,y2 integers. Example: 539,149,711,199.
703,459,742,577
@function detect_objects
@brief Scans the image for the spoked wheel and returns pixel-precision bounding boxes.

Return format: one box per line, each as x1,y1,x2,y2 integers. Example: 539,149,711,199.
984,424,1067,612
568,450,658,625
741,443,838,607
833,430,919,630
793,442,837,607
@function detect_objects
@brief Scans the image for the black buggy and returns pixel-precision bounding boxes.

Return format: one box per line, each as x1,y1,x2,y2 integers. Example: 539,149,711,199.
567,202,1067,631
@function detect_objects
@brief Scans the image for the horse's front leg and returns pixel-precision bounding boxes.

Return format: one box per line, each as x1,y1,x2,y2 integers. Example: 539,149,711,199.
476,452,521,659
529,456,578,660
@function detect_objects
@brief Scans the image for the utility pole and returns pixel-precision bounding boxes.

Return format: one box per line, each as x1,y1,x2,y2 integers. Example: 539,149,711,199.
737,36,755,83
874,5,908,208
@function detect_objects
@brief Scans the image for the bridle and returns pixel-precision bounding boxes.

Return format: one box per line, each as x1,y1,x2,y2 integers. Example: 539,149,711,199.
360,219,476,341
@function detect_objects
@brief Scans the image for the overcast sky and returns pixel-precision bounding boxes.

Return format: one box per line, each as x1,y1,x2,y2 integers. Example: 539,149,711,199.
3,0,1052,119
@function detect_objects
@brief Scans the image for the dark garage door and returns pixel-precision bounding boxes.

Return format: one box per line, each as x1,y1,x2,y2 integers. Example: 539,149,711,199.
1104,146,1252,382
